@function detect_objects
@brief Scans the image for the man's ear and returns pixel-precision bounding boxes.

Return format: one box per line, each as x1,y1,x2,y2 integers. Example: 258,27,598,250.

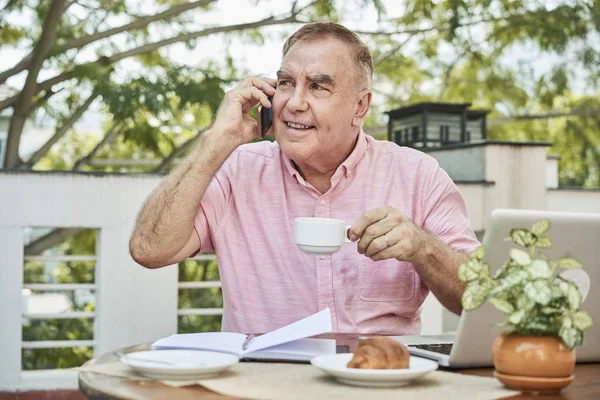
352,89,372,127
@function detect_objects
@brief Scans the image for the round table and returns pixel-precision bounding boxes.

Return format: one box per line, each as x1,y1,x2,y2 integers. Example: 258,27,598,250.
79,334,600,400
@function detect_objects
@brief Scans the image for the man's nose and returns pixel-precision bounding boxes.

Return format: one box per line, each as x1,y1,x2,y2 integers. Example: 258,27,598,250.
286,87,309,112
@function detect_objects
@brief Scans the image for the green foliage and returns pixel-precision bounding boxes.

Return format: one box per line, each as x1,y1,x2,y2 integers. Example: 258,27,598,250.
0,24,26,44
96,67,224,155
178,258,223,332
370,0,600,187
22,347,94,371
459,220,594,350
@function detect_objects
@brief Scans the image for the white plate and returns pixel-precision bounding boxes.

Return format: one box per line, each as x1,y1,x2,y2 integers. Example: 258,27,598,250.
311,354,438,387
120,350,239,380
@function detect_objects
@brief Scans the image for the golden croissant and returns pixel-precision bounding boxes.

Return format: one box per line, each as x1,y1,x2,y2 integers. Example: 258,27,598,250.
347,336,410,369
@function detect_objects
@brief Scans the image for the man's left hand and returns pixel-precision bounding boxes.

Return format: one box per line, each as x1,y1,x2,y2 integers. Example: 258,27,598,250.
349,206,427,263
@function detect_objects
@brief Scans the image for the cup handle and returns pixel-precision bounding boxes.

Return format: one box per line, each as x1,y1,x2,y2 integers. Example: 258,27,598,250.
344,225,355,243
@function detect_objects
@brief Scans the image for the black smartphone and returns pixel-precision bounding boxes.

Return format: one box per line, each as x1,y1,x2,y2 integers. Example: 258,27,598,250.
258,95,273,138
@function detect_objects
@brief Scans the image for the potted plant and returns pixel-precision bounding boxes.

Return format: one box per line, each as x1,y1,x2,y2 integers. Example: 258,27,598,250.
459,219,593,394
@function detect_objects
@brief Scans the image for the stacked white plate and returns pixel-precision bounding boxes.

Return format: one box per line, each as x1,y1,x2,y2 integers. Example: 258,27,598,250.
119,350,239,380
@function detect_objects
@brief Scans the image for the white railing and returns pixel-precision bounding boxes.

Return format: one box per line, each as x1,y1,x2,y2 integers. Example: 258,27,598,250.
177,261,224,317
21,341,96,349
22,312,96,319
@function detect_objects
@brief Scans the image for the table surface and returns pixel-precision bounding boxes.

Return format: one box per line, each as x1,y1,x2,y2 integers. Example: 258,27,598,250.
79,334,600,400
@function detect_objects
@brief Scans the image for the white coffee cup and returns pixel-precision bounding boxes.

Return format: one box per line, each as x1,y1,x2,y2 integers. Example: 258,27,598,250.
294,217,353,255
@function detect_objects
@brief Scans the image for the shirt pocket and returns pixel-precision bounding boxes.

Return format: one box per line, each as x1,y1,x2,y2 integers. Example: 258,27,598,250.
358,258,416,302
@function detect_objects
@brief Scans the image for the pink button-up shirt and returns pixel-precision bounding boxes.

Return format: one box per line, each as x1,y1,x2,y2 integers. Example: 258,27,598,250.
194,132,479,334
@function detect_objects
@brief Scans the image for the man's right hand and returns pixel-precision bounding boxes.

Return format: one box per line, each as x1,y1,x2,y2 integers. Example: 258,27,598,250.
209,76,277,147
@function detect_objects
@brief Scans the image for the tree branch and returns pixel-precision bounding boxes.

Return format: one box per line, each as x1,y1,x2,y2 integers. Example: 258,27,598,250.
153,129,205,173
3,0,68,169
0,11,303,112
20,90,99,169
72,123,121,170
373,36,413,64
354,11,543,37
24,227,82,255
0,0,216,86
28,87,64,114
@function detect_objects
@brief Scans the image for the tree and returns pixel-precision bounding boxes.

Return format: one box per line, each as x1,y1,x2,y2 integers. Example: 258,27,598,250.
364,0,600,186
0,0,339,170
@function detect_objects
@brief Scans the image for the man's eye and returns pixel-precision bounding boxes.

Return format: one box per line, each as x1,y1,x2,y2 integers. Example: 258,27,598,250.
310,83,324,90
278,80,292,86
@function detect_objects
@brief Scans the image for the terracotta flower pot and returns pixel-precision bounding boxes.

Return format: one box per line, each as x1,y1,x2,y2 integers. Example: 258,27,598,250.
492,333,576,394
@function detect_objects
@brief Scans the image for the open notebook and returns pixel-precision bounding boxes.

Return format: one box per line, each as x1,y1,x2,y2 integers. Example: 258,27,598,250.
152,308,335,362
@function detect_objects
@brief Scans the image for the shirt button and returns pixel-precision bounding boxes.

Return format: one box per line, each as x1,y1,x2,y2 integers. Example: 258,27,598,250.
320,256,328,260
320,199,327,205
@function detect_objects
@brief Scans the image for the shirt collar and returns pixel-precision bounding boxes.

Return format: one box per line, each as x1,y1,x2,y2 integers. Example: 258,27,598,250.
279,130,369,183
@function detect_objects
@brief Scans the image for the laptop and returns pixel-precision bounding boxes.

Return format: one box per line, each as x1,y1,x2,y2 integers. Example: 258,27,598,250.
403,209,600,368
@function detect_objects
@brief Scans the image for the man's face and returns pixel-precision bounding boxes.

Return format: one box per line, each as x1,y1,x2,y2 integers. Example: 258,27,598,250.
272,37,371,174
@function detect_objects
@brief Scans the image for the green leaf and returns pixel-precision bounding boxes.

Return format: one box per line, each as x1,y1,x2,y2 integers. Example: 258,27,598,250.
508,309,525,324
500,269,528,290
461,281,492,311
510,249,531,266
559,281,570,295
551,286,564,299
492,263,508,280
524,320,553,334
559,326,582,351
472,245,486,260
535,236,552,248
542,307,562,314
524,280,552,305
516,294,535,310
528,260,552,279
567,284,581,310
458,260,479,282
563,316,573,329
489,298,515,314
572,311,593,331
531,219,551,236
556,257,583,269
482,263,490,275
508,229,536,247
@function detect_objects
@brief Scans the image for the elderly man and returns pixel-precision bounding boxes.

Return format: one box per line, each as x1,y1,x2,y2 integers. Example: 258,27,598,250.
129,22,480,334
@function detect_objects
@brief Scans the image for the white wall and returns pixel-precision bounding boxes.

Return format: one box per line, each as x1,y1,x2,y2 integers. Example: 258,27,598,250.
547,189,600,214
546,157,559,189
483,144,548,211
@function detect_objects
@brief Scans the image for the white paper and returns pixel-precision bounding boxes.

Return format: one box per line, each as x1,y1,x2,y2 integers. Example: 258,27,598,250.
244,308,333,353
243,338,336,361
151,308,334,360
152,331,247,356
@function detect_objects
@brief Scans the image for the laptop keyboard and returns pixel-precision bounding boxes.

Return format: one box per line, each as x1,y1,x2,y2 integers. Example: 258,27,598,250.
409,343,453,355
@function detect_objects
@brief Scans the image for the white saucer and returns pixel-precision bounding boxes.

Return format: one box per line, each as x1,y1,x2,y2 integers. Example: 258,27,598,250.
311,354,438,387
119,350,239,380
